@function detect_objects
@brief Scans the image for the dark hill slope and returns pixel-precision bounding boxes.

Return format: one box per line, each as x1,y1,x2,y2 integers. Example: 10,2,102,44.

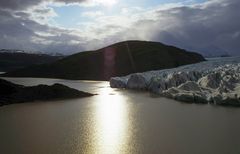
0,51,63,71
3,41,205,80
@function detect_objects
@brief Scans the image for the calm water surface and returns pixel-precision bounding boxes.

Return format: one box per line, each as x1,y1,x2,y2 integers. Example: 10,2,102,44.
1,77,240,154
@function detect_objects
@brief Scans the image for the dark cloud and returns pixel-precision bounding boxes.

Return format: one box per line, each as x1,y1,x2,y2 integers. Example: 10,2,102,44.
148,0,240,56
0,0,41,10
0,0,87,10
79,0,240,56
0,0,239,56
54,0,87,4
0,9,86,54
0,0,89,54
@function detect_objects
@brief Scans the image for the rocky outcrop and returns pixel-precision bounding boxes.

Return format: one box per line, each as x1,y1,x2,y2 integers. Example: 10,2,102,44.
0,79,94,106
110,57,240,106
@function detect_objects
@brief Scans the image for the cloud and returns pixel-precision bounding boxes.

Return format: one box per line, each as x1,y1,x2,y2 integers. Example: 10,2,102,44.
0,0,239,56
87,0,240,56
0,0,87,10
81,11,104,18
0,9,87,54
148,0,240,56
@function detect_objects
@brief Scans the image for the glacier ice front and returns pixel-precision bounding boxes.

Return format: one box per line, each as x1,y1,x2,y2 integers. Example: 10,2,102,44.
110,57,240,106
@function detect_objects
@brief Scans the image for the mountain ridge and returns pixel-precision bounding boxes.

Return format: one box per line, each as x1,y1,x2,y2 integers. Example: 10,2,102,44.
2,40,205,80
0,51,64,72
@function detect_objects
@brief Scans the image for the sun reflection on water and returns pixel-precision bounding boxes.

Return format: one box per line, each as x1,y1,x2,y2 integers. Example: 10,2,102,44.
94,84,129,154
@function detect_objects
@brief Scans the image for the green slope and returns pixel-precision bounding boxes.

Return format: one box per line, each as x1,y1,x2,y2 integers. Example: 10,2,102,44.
3,41,205,80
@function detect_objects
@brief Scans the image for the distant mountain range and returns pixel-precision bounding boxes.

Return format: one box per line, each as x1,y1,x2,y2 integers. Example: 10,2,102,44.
2,41,205,80
195,45,231,58
0,50,64,72
0,49,65,56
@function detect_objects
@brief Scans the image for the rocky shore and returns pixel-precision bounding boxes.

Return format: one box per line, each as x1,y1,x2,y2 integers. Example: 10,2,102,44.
0,79,94,106
110,57,240,106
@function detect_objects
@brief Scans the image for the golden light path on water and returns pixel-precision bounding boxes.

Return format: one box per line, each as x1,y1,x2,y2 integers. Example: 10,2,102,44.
93,85,129,154
2,78,240,154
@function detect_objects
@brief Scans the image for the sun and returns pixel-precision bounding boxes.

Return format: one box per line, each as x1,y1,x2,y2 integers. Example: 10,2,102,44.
95,0,118,7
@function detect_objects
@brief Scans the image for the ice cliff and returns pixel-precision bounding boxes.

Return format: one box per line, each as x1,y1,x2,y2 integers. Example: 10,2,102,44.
110,57,240,106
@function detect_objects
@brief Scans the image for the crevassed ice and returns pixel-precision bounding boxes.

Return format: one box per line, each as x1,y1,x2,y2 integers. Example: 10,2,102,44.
110,57,240,106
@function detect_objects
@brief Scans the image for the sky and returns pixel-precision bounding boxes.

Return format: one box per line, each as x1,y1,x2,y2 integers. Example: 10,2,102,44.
0,0,239,56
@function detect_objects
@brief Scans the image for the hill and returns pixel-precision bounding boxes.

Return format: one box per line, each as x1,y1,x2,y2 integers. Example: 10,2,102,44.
2,41,205,80
0,50,63,72
0,78,94,106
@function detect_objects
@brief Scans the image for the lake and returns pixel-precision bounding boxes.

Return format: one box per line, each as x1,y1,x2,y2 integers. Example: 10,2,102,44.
1,77,240,154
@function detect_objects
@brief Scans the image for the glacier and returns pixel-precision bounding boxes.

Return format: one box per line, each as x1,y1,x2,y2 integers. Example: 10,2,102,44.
110,57,240,106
